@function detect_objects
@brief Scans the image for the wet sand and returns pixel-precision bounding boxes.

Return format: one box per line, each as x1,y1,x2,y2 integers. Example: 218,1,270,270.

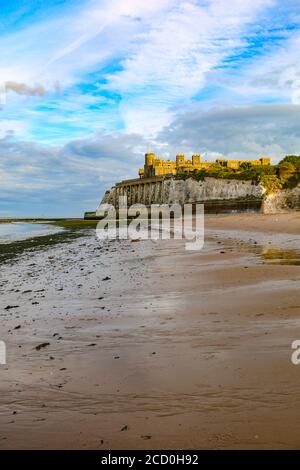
0,212,300,449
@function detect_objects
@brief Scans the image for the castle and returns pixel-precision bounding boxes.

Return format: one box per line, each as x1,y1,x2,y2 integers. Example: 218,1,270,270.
83,152,274,218
139,153,271,178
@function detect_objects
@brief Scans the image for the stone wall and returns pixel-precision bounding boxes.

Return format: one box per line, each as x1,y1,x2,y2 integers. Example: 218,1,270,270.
99,176,264,208
164,177,263,205
86,177,300,218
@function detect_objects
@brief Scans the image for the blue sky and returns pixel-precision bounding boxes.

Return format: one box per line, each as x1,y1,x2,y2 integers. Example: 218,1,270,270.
1,0,300,216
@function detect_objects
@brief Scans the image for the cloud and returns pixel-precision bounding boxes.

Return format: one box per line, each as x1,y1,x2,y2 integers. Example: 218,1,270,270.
5,81,46,96
0,131,152,217
105,0,275,134
0,121,29,139
0,0,279,142
158,104,300,161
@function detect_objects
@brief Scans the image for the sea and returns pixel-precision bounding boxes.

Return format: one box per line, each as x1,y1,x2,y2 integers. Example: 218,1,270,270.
0,222,64,244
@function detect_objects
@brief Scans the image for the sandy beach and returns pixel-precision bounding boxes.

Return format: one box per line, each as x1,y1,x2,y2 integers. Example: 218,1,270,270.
0,212,300,449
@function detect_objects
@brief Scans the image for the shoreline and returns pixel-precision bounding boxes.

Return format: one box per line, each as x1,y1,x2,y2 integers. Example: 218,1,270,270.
0,220,98,265
0,212,299,449
0,222,65,245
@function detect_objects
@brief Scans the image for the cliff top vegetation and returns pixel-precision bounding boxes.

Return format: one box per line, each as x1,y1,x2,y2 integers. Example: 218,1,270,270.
175,155,300,193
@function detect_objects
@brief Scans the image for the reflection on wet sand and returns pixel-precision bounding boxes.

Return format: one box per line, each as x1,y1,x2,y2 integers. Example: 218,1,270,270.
261,247,300,266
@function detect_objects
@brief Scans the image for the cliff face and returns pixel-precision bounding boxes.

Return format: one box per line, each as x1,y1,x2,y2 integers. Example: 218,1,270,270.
263,185,300,213
163,177,263,204
96,177,300,216
101,177,264,206
101,178,264,204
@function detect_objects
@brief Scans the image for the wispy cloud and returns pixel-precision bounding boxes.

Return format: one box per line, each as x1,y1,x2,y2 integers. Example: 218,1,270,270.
107,0,275,134
0,0,279,140
4,81,46,96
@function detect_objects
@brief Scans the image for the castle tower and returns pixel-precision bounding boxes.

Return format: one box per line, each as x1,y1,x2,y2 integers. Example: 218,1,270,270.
260,157,271,166
145,153,155,166
144,153,156,177
176,154,185,167
192,154,201,165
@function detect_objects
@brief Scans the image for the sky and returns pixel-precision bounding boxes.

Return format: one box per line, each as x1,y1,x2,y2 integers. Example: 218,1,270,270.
1,0,300,217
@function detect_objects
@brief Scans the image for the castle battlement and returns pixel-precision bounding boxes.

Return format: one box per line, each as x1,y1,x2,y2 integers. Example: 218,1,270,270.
138,153,271,178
